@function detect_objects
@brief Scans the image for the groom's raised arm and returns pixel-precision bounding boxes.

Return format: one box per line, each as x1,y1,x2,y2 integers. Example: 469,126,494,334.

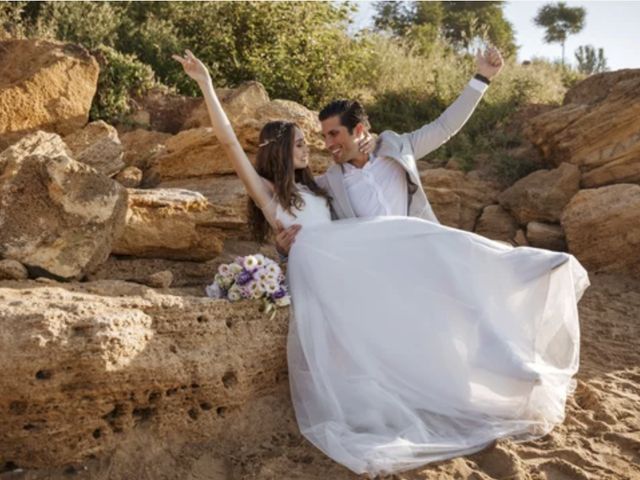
407,47,504,160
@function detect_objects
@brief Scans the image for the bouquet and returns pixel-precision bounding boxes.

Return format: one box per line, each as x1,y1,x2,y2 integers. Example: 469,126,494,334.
205,254,290,317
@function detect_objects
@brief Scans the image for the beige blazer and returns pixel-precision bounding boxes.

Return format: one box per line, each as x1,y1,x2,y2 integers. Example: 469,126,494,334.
316,81,486,223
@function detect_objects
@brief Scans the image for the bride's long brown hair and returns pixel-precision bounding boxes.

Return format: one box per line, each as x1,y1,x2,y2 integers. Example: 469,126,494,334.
249,121,331,244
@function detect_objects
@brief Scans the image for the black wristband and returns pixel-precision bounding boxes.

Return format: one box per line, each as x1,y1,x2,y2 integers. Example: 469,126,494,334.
474,73,491,85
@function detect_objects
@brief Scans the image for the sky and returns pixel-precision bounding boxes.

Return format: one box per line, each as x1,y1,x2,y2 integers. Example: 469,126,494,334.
349,1,640,71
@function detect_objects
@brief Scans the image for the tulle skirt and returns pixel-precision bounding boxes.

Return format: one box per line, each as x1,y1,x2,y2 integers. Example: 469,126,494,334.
286,216,589,476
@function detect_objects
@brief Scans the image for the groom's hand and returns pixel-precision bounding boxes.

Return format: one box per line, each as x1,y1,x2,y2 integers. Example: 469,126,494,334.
475,46,504,80
275,220,301,257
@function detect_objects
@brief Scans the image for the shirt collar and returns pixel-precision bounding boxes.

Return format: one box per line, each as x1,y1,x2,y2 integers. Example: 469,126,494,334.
343,154,375,174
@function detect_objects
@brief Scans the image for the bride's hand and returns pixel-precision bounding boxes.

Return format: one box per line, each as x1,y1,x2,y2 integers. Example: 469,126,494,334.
357,132,377,156
172,49,211,86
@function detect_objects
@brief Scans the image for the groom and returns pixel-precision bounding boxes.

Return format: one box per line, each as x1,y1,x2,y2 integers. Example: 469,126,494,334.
276,46,504,256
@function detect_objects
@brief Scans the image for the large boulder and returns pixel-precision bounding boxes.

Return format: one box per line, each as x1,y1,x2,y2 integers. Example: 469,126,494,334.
0,280,288,468
143,127,237,184
474,204,519,243
561,184,640,275
63,120,125,177
0,39,99,150
0,132,128,279
498,162,580,225
525,69,640,188
421,168,500,231
183,81,270,130
112,188,240,261
525,221,566,252
156,176,250,238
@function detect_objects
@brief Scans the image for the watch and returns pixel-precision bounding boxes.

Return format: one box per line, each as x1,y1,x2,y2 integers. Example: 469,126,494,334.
474,73,491,85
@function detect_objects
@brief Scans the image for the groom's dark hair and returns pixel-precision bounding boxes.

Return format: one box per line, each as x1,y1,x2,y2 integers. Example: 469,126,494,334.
319,99,370,134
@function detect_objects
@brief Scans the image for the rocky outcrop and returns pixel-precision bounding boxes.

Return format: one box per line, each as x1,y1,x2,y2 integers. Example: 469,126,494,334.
156,176,250,238
421,168,500,231
112,188,240,261
525,69,640,188
561,183,640,275
63,121,125,177
498,163,580,225
0,132,127,279
0,39,99,150
87,240,278,287
120,129,171,170
0,280,289,468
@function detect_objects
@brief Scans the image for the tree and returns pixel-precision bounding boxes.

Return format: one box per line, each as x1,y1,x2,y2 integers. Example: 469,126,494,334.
574,45,607,74
373,1,414,36
373,1,517,57
534,2,586,67
441,2,516,56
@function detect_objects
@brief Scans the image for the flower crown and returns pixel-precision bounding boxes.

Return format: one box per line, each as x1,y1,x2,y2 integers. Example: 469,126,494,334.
258,123,290,148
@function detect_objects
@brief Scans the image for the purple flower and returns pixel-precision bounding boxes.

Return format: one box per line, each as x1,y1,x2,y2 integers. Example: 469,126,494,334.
272,287,287,300
236,269,253,286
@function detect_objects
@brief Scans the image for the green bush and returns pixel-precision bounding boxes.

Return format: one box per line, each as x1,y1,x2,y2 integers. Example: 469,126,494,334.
348,35,574,171
89,45,156,124
113,1,372,107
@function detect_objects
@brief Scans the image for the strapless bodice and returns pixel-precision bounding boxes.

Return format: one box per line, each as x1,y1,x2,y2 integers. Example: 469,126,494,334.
275,185,332,229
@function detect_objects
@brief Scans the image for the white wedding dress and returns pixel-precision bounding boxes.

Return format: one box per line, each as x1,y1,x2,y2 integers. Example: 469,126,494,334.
274,185,590,477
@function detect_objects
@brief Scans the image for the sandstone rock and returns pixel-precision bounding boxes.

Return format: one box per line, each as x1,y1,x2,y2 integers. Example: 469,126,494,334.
525,69,640,187
0,132,128,279
128,85,203,134
63,121,125,177
115,166,143,188
120,129,171,170
561,184,640,275
144,127,237,184
525,221,566,251
563,69,640,106
183,81,270,130
0,39,99,150
156,176,250,238
474,204,519,243
514,229,529,246
87,241,278,287
0,280,288,468
498,162,580,225
112,188,240,261
421,168,500,231
0,259,28,280
34,276,58,284
145,270,173,289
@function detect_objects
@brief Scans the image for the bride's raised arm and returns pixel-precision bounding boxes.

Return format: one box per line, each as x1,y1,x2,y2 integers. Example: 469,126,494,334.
172,50,274,212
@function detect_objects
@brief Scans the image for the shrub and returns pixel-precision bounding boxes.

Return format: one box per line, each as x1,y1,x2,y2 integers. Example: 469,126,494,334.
89,45,156,124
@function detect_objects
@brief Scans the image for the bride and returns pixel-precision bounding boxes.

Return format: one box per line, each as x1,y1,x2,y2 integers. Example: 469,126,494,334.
173,50,590,477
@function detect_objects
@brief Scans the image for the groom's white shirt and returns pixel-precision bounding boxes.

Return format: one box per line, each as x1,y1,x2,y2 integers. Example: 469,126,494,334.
342,154,408,217
317,77,489,222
